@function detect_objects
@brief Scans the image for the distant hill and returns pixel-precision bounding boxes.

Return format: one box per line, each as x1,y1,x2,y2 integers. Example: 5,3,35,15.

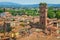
0,2,39,8
0,2,21,8
48,4,60,7
0,2,60,8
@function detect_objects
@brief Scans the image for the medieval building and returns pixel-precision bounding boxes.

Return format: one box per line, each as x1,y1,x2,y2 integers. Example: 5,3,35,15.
39,3,60,35
40,3,48,30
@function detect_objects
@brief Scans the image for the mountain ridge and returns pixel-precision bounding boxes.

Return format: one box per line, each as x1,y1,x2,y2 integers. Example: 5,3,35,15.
0,2,60,8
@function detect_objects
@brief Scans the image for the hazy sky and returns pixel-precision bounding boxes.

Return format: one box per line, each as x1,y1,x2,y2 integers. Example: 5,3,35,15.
0,0,60,4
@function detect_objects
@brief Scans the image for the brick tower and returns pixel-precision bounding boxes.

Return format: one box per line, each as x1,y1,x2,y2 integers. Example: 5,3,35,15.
39,3,48,30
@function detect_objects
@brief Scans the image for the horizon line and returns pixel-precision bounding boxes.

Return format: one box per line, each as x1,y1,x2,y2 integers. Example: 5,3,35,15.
0,2,60,5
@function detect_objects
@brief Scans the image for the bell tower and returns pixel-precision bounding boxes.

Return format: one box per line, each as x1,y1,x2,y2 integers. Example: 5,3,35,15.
39,3,48,30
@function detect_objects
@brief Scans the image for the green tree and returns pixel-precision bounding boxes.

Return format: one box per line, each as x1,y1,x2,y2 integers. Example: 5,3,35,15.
56,11,60,19
0,9,4,13
48,11,56,18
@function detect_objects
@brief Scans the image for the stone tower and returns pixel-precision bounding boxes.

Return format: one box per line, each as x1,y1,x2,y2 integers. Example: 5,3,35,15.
39,3,48,30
